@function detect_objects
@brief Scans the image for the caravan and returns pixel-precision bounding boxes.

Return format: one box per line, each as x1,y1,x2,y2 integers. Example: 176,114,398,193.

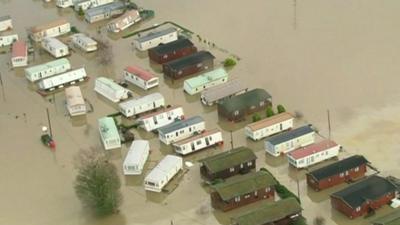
200,79,247,106
124,66,159,90
137,106,184,132
25,58,71,82
119,93,165,118
183,68,228,95
144,155,183,192
65,86,86,116
94,77,130,103
71,33,97,52
37,68,87,91
123,140,150,175
173,129,223,155
158,116,206,145
41,37,69,58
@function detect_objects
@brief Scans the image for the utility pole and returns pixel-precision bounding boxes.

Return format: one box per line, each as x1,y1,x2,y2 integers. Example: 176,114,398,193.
46,108,53,137
0,72,5,102
296,179,300,201
327,109,331,140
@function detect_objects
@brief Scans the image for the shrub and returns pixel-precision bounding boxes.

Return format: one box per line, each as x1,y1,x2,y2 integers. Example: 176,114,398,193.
252,113,261,122
78,7,84,17
266,106,275,117
71,26,79,33
277,104,286,113
223,58,237,67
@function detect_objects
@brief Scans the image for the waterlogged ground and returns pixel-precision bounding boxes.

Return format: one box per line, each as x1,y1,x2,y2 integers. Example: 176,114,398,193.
0,1,400,225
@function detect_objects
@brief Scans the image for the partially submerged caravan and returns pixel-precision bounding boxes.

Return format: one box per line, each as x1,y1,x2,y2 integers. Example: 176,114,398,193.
173,129,223,155
25,58,71,82
98,117,121,150
123,66,159,90
133,27,178,51
41,37,69,58
119,93,165,118
245,112,294,141
144,155,183,192
123,140,150,175
94,77,130,103
71,33,97,52
183,68,228,95
200,79,247,106
30,19,71,42
0,33,18,47
65,86,86,116
0,15,13,32
107,9,141,33
74,0,114,11
37,68,87,91
137,106,184,132
158,116,206,145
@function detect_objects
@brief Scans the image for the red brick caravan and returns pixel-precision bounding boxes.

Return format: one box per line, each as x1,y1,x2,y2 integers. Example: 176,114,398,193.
148,38,197,64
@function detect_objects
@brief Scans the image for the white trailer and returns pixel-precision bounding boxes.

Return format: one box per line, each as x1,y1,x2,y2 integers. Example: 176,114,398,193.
144,155,183,192
41,37,69,58
71,33,97,52
74,0,114,11
183,68,228,95
158,116,206,145
245,112,294,141
30,19,71,42
123,140,150,175
107,9,141,33
94,77,130,103
37,68,87,91
65,86,86,116
25,58,71,82
0,15,13,32
0,33,18,47
124,66,159,90
119,93,165,118
56,0,77,8
85,2,125,23
137,106,184,132
287,140,341,168
173,129,223,155
98,116,121,150
200,79,247,106
133,27,178,51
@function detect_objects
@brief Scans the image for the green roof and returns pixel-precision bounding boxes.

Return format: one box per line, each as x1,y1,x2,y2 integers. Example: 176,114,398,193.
25,58,70,75
213,171,276,201
219,88,271,114
98,117,120,141
199,147,257,173
232,198,302,225
184,67,228,89
372,209,400,225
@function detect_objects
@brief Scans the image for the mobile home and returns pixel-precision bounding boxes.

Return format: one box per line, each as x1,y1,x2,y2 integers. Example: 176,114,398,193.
94,77,130,103
244,112,294,141
71,33,97,52
65,86,86,116
123,140,150,175
25,58,71,82
37,67,87,91
107,9,141,33
158,116,205,145
98,117,121,150
137,106,184,132
287,139,341,169
41,37,69,58
264,125,315,157
144,155,183,192
85,2,125,23
183,68,228,95
173,129,223,155
0,15,13,32
74,0,114,11
0,33,18,47
133,27,178,51
30,19,71,42
148,38,197,64
124,66,159,90
119,93,165,118
201,79,247,106
56,0,79,8
11,41,28,68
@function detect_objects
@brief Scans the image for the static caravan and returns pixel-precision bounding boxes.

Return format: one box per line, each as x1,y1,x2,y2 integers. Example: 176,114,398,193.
25,58,71,82
94,77,130,103
264,125,315,157
144,155,183,192
107,9,141,33
148,38,197,64
30,19,71,42
98,117,121,150
287,139,341,169
65,86,86,116
56,0,79,8
137,106,184,132
74,0,114,11
244,112,294,141
200,79,247,106
37,67,87,91
0,15,13,32
11,41,28,68
123,66,159,90
85,2,126,24
158,116,206,145
183,68,228,95
123,140,150,175
0,33,18,47
133,27,178,51
41,37,69,58
173,129,223,155
119,93,165,118
71,33,97,52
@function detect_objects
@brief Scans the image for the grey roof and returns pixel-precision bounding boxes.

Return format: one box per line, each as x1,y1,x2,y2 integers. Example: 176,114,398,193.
0,15,11,22
136,27,177,43
164,51,215,71
331,175,397,208
158,116,204,134
86,2,125,17
149,38,194,55
265,125,314,146
218,88,271,114
307,155,369,181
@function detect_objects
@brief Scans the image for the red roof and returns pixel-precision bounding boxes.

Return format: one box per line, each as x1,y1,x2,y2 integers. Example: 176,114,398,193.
288,139,339,160
124,66,156,81
12,41,27,58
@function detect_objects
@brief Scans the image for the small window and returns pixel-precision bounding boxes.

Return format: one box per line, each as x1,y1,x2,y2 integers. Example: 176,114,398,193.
355,166,359,172
340,173,344,177
229,167,235,172
196,140,202,145
356,207,361,212
234,196,240,202
247,161,252,166
234,110,239,116
265,187,271,192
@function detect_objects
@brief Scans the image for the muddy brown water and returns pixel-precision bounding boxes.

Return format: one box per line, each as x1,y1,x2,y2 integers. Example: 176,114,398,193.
1,1,400,225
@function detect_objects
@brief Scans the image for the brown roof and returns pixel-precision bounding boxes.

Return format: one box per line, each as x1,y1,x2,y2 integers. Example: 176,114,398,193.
173,129,220,146
31,19,69,33
246,112,294,131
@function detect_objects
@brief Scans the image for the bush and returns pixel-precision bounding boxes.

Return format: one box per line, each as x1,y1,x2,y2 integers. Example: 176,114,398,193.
78,7,84,17
259,168,300,203
277,104,286,113
223,58,237,67
252,113,261,122
266,106,275,117
71,26,79,33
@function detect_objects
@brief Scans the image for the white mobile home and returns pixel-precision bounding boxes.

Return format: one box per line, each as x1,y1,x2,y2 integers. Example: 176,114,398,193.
25,58,71,82
137,106,184,132
287,139,341,168
200,79,247,106
38,67,87,91
107,9,141,33
11,41,28,68
245,112,294,141
124,66,159,90
123,140,150,175
41,37,69,58
71,33,97,52
158,116,206,145
0,33,18,47
0,15,13,32
30,19,71,42
173,129,223,155
144,155,183,192
85,2,125,23
119,93,165,118
133,27,178,51
98,117,121,150
56,0,79,8
65,86,86,116
264,125,315,157
183,68,228,95
94,77,130,103
74,0,114,11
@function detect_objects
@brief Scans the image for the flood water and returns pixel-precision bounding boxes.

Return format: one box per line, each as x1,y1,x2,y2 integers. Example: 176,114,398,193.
1,1,400,225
